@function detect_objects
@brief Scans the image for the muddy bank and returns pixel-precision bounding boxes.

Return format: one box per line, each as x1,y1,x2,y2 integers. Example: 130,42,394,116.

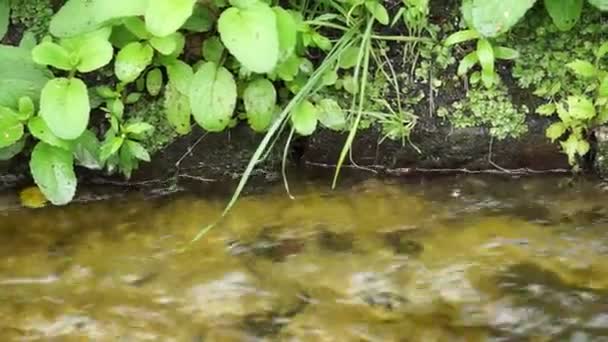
0,113,571,193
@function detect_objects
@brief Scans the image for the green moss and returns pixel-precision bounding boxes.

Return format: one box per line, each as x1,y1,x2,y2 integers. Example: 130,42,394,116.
10,0,54,38
438,85,529,140
506,8,606,101
125,96,178,154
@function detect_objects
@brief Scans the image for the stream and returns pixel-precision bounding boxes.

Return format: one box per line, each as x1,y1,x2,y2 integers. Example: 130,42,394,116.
2,175,608,341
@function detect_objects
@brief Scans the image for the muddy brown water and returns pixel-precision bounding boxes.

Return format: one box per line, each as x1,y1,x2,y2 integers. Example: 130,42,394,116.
2,175,608,341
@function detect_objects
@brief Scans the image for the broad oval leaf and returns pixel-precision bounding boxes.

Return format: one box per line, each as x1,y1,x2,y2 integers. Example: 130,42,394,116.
471,0,536,37
190,62,237,132
149,33,182,55
0,138,25,161
364,1,389,25
115,42,154,83
50,0,147,37
544,0,582,31
0,107,24,148
32,42,74,71
27,116,72,150
60,28,115,73
145,0,197,37
29,142,77,206
318,99,346,131
40,77,90,140
290,100,318,136
244,78,276,132
218,2,279,73
126,140,151,162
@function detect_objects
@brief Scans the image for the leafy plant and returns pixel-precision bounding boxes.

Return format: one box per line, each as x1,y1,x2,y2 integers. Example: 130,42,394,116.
539,42,608,164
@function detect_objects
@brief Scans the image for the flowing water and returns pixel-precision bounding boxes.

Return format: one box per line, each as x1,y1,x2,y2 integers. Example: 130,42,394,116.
2,175,608,341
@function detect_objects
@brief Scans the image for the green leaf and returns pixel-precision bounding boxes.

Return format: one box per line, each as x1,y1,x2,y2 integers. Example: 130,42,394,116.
182,3,214,32
588,0,608,11
457,51,478,76
273,7,297,61
243,78,276,132
145,0,197,37
27,116,72,150
476,39,495,74
0,45,53,108
536,103,557,116
166,60,194,95
545,122,566,142
164,83,192,135
190,62,237,132
599,76,608,98
202,36,225,64
339,46,361,69
32,42,74,71
0,0,8,40
126,140,151,162
115,42,155,83
73,130,102,169
318,98,346,131
124,122,154,135
149,33,181,55
311,32,332,51
18,96,35,120
290,100,318,136
566,59,597,78
444,29,480,46
29,142,77,206
61,27,114,73
123,17,151,39
470,0,536,37
494,46,519,60
544,0,582,31
50,0,147,37
365,1,389,25
0,138,25,161
40,77,90,140
146,68,163,96
0,107,23,148
99,136,125,161
218,2,279,73
567,95,596,120
596,42,608,60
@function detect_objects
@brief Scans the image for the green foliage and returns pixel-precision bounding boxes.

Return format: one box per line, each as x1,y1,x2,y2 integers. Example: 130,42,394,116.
439,85,529,140
537,43,608,164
